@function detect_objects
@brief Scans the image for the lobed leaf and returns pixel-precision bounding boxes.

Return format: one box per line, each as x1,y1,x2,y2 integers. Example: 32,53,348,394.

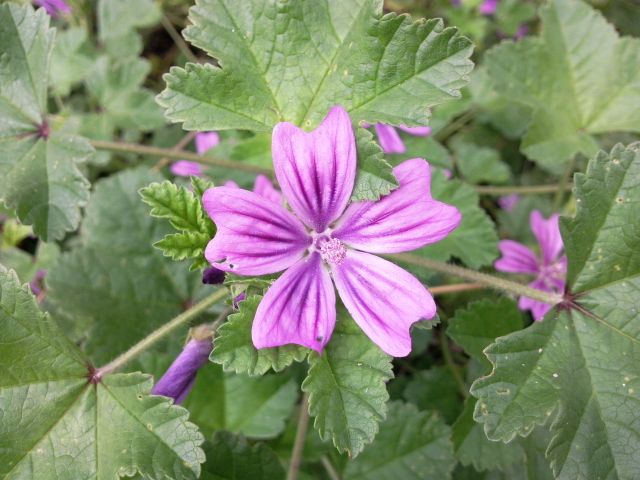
211,295,309,376
0,267,205,479
471,144,640,479
302,308,393,457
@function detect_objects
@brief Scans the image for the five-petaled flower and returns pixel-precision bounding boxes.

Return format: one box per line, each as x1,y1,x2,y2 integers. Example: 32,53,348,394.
202,106,461,357
34,0,71,17
495,210,566,321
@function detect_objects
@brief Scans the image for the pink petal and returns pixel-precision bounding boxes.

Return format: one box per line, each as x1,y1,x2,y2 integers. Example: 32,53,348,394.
332,250,436,357
375,124,406,154
224,180,239,188
170,161,202,177
195,131,220,154
272,105,356,232
203,187,311,275
498,194,519,212
397,125,432,136
530,211,563,265
252,253,336,352
494,240,539,274
333,159,461,253
518,278,556,321
253,174,283,205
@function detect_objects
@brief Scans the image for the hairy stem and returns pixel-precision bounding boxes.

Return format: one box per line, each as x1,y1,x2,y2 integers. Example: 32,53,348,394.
475,184,572,195
430,282,486,295
97,289,228,377
288,392,311,480
387,253,563,305
90,139,272,175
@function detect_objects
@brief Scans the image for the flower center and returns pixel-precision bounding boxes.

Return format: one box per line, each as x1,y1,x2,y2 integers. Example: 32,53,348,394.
313,234,347,265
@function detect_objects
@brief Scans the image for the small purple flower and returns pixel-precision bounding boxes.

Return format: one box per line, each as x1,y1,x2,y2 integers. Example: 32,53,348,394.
34,0,71,17
451,0,462,6
495,211,566,321
171,131,220,177
479,0,498,15
371,124,432,154
152,337,212,404
203,106,461,357
498,193,520,212
29,269,47,298
515,24,529,39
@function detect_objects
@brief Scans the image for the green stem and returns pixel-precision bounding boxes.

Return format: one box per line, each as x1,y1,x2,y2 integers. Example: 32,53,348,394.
554,155,576,209
440,328,468,398
90,139,272,175
96,289,227,377
387,253,563,305
434,109,475,142
474,184,572,195
320,456,341,480
161,15,198,63
287,392,310,480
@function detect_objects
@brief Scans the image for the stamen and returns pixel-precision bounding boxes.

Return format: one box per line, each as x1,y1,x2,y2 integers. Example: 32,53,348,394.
316,237,347,265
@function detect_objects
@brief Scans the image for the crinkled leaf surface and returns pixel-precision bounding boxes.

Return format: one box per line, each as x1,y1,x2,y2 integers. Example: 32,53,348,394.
47,169,208,364
210,295,308,376
141,178,215,269
201,432,285,480
343,402,454,479
184,362,297,439
0,267,204,479
50,27,95,96
302,308,393,457
471,144,640,479
416,171,499,268
158,0,473,132
352,127,398,201
486,0,640,173
0,4,93,241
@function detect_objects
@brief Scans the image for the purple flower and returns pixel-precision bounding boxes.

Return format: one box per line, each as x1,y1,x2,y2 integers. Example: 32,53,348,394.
515,24,529,39
479,0,498,15
451,0,462,6
202,266,226,285
498,193,520,212
495,211,566,321
29,269,47,298
170,131,220,177
34,0,71,16
202,106,461,357
151,338,212,404
371,124,432,154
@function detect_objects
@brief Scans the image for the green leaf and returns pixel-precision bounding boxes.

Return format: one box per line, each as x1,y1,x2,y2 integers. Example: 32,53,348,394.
302,308,393,457
97,0,161,58
560,143,640,292
86,56,165,131
486,0,640,173
403,366,463,424
158,0,473,131
184,363,298,439
201,432,286,480
140,179,216,269
343,402,455,479
0,267,205,479
352,127,399,201
50,27,95,96
416,171,499,268
0,4,93,241
471,145,640,478
47,169,209,364
452,397,524,472
450,139,510,185
211,295,309,376
447,298,525,370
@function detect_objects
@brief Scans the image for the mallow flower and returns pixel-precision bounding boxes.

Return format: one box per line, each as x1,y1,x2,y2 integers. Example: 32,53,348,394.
479,0,498,15
498,193,519,212
34,0,71,17
366,123,432,155
171,131,219,177
495,210,566,321
202,106,461,357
